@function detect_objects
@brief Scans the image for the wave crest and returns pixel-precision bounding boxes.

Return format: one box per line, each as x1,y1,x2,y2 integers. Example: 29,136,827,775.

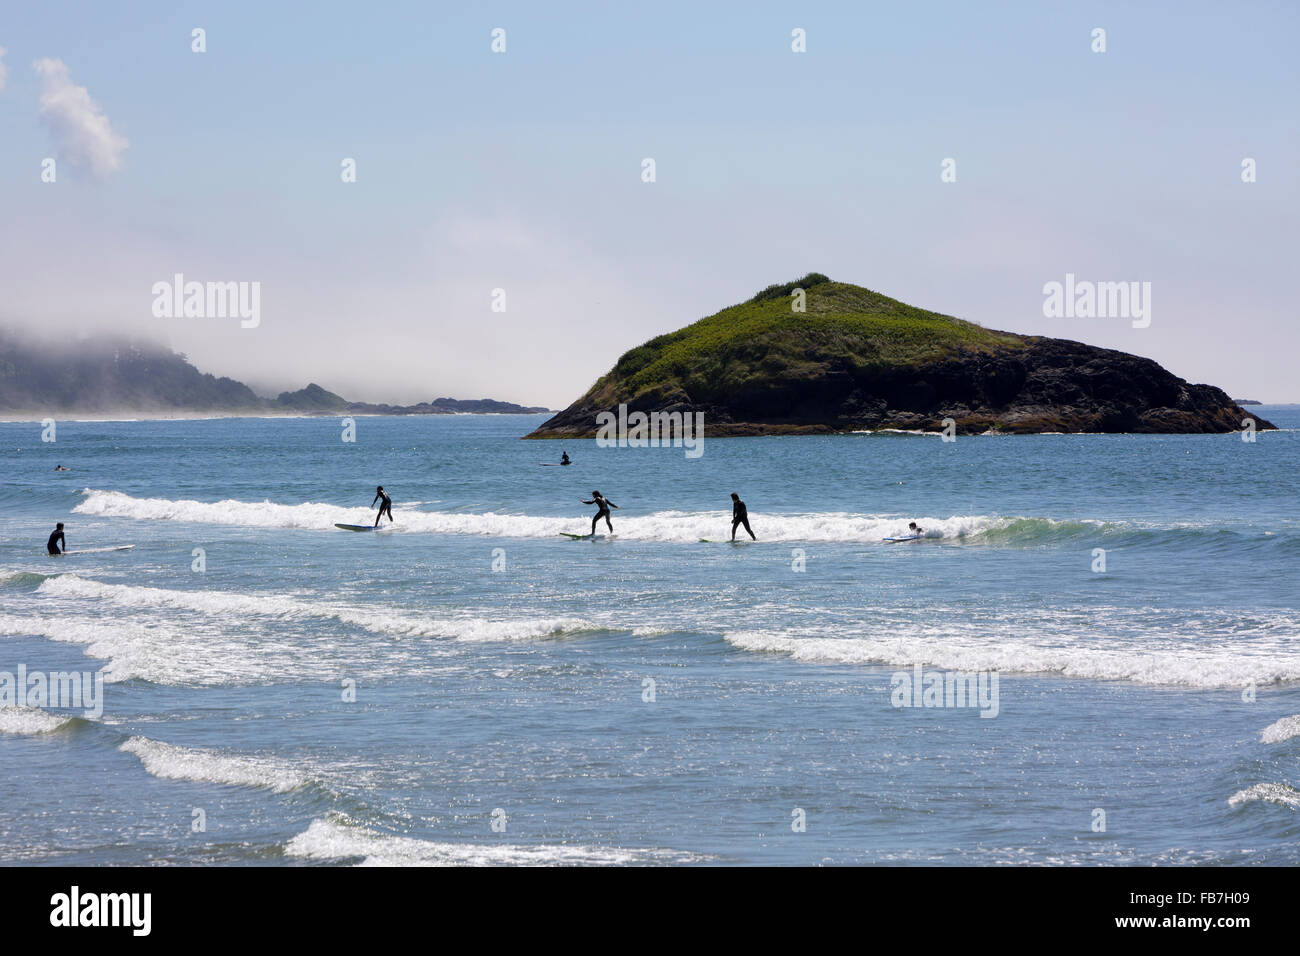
285,814,704,866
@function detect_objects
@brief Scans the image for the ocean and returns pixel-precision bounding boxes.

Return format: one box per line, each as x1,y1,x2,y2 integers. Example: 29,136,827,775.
2,409,1297,865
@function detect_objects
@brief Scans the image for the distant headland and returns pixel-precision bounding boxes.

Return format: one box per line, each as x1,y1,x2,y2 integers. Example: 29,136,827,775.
0,331,551,418
528,274,1273,438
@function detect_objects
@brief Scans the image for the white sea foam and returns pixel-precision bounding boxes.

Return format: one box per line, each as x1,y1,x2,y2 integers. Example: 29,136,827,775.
120,736,312,792
1228,783,1300,810
1260,715,1300,744
36,574,596,644
18,572,1300,690
0,610,490,687
0,612,297,685
0,614,168,683
723,626,1300,690
850,428,940,436
74,489,997,543
0,705,74,735
10,573,603,686
285,814,702,866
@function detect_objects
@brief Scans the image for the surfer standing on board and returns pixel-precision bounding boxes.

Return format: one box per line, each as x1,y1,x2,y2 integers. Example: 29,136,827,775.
582,491,619,535
47,522,65,555
372,486,394,527
731,492,756,541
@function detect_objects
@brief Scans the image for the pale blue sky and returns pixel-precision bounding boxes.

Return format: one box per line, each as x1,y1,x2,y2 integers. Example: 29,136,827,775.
1,1,1296,405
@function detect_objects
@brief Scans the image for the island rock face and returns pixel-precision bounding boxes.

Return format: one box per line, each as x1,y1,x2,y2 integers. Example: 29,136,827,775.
527,275,1272,437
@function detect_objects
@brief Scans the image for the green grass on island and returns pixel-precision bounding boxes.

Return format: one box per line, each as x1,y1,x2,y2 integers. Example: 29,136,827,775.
588,274,1026,407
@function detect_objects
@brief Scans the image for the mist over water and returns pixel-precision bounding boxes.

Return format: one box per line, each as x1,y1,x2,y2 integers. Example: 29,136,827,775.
1,411,1298,864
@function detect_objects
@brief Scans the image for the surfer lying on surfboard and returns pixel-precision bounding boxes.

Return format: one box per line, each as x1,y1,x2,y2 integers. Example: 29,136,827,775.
883,522,927,542
582,491,619,535
372,486,394,527
47,522,65,555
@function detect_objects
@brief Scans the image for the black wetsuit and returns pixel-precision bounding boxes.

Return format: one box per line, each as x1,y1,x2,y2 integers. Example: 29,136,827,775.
583,495,617,534
47,529,65,555
731,498,755,541
372,490,393,526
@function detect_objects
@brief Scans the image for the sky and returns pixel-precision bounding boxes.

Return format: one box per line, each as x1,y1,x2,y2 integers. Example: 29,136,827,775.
0,0,1296,407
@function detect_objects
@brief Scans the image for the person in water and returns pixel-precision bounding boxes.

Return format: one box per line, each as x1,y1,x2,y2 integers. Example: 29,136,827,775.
730,492,756,541
54,465,68,472
47,522,65,555
372,486,393,527
561,451,570,466
908,522,924,536
582,490,619,535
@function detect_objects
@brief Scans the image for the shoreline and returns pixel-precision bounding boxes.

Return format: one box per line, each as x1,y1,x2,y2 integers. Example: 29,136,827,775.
0,410,556,424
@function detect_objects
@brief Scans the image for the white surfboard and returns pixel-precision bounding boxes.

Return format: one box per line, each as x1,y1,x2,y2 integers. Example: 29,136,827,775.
55,545,135,555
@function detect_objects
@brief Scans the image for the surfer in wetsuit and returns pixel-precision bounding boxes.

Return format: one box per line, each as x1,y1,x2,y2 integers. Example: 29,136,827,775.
730,492,756,541
561,451,570,466
908,521,924,536
47,522,65,555
372,486,393,527
582,490,619,535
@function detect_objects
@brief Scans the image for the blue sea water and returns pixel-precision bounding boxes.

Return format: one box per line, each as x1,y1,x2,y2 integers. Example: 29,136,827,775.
1,409,1297,865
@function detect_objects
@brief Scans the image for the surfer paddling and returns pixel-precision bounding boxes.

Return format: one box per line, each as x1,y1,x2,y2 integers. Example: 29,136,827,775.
372,485,394,527
47,522,65,555
582,490,619,535
730,492,756,541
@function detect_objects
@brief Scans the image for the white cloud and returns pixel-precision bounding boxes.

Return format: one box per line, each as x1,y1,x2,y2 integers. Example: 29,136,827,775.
32,57,128,177
0,48,8,93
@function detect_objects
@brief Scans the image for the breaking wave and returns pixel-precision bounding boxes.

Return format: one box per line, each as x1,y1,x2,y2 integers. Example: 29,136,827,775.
285,813,705,866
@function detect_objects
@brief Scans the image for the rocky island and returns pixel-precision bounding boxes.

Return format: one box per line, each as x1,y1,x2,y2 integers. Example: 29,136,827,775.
527,274,1272,437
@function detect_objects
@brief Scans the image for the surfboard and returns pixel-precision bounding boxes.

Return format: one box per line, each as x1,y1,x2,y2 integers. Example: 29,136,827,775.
883,534,923,543
560,532,613,539
55,545,135,555
699,539,748,544
540,462,572,467
335,524,380,532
